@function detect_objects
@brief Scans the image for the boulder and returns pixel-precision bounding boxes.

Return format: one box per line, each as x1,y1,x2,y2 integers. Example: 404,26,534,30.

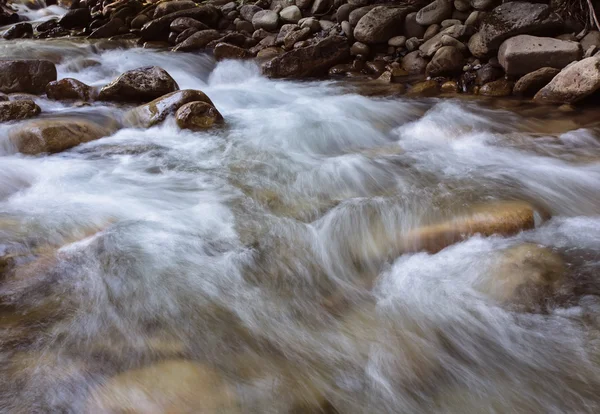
46,78,93,101
98,66,179,102
140,6,220,41
300,16,321,33
0,60,57,94
175,101,224,130
416,0,452,26
214,42,254,60
2,22,33,40
170,17,209,33
124,89,215,128
0,100,40,123
262,35,350,78
9,118,112,155
513,67,560,97
87,360,239,413
534,57,600,104
350,41,370,56
426,45,464,76
58,8,90,29
401,50,428,74
153,0,196,19
498,35,582,77
172,29,221,51
441,80,459,93
88,18,123,39
252,10,279,31
279,5,301,23
468,2,562,58
353,5,412,44
257,46,284,59
479,79,513,97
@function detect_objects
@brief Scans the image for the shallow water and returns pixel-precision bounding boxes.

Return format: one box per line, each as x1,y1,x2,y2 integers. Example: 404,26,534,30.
0,36,600,413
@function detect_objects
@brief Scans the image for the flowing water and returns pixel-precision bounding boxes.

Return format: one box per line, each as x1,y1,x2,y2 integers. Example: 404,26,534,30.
1,18,600,413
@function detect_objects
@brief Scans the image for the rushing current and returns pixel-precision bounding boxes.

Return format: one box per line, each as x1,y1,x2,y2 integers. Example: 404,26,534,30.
1,10,600,413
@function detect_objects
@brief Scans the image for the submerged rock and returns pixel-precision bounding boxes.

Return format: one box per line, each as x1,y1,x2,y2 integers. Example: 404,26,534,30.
175,101,224,130
98,66,179,103
46,78,93,101
0,60,57,94
0,100,40,122
534,57,600,104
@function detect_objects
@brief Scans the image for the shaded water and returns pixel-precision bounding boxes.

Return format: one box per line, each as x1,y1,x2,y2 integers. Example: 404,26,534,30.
1,35,600,413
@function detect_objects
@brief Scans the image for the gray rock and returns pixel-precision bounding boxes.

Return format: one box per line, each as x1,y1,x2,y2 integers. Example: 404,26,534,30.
454,0,470,12
310,0,331,15
240,5,262,22
426,45,465,76
236,19,255,33
534,57,600,104
154,1,197,19
441,19,461,28
581,31,600,52
140,6,220,41
350,41,370,56
98,66,179,102
475,63,503,85
253,10,280,31
300,17,321,33
170,17,209,33
465,10,482,27
320,20,335,31
173,29,221,51
423,24,440,40
214,42,254,60
0,60,57,94
402,50,428,74
280,5,301,23
405,37,423,51
336,4,355,23
284,27,311,49
295,0,313,9
498,35,582,76
349,5,376,26
416,0,453,26
470,0,499,11
513,67,560,96
341,21,353,39
388,35,406,47
353,5,412,44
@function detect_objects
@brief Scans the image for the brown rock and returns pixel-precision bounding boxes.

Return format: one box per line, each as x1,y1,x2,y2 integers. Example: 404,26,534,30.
173,29,221,51
46,78,93,101
3,22,33,39
153,0,196,19
175,101,224,130
404,11,425,39
534,57,600,104
283,27,310,50
130,14,150,30
0,60,57,94
88,18,123,39
441,80,459,93
58,8,90,29
416,0,452,26
426,45,464,76
353,5,412,44
175,27,198,44
140,6,220,41
170,17,209,33
256,46,284,59
0,100,40,122
401,50,428,75
98,66,179,102
475,63,503,86
214,42,254,60
479,79,513,97
406,80,440,97
513,67,560,96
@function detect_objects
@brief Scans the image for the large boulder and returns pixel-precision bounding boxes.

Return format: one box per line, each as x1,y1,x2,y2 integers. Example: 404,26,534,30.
46,78,93,101
0,60,57,94
426,45,464,76
9,118,113,155
140,6,220,41
498,35,582,77
468,2,562,58
252,10,279,31
172,29,221,51
262,35,350,78
534,57,600,104
124,89,215,128
0,100,40,123
353,5,412,44
513,67,560,96
416,0,452,26
98,66,179,103
175,101,224,130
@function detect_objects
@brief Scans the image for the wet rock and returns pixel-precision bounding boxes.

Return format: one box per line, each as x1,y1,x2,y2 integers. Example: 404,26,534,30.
464,10,482,27
46,78,93,101
3,22,33,39
416,0,452,26
87,360,239,413
88,17,123,39
98,66,179,102
214,42,253,60
581,31,600,52
124,89,215,128
534,57,600,104
341,20,353,40
9,118,112,155
401,50,428,74
513,67,560,97
154,0,196,18
280,5,301,23
350,41,369,56
140,6,220,41
406,80,439,97
130,14,150,30
175,101,224,130
252,10,279,31
262,35,350,78
0,60,57,94
208,32,254,49
404,11,425,39
235,19,254,33
172,29,221,51
426,45,465,76
468,2,562,58
498,35,582,77
283,27,310,49
441,19,461,28
144,41,170,49
58,8,90,29
175,27,198,44
36,19,59,33
475,63,503,85
441,80,459,93
0,100,40,123
479,79,513,97
353,5,412,44
170,17,209,33
454,0,470,12
256,46,284,59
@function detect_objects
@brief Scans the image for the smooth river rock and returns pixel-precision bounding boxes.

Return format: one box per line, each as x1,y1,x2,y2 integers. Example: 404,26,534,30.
353,5,412,44
0,60,57,94
172,29,221,51
416,0,452,26
98,66,179,103
534,57,600,104
140,6,220,41
513,67,560,96
175,101,224,130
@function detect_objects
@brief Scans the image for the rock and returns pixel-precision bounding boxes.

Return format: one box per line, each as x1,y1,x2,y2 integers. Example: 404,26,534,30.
3,22,33,40
441,80,459,93
479,79,513,97
475,63,503,85
349,5,376,27
252,10,279,31
423,24,440,41
454,0,470,12
405,37,422,51
36,19,58,33
441,19,461,28
173,29,221,51
9,118,112,155
404,11,425,39
88,18,123,39
365,60,386,75
470,0,499,11
406,80,440,97
131,14,150,30
208,33,254,49
336,4,355,23
401,50,428,74
464,10,482,27
310,0,331,15
144,41,170,49
140,6,220,41
87,360,239,413
175,27,198,44
581,31,600,52
214,42,253,60
280,5,301,23
585,45,598,59
498,35,582,77
175,101,224,130
256,46,284,59
262,35,350,78
416,0,452,26
513,67,560,96
124,89,215,128
534,57,600,104
388,35,406,48
350,41,369,56
240,5,262,22
170,17,209,33
98,66,179,102
0,60,57,94
235,19,254,33
0,100,40,123
353,5,412,44
46,78,93,101
341,20,353,40
58,8,90,29
319,19,334,32
426,45,465,76
296,0,312,9
154,0,196,19
300,16,320,33
283,27,310,49
469,2,562,58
